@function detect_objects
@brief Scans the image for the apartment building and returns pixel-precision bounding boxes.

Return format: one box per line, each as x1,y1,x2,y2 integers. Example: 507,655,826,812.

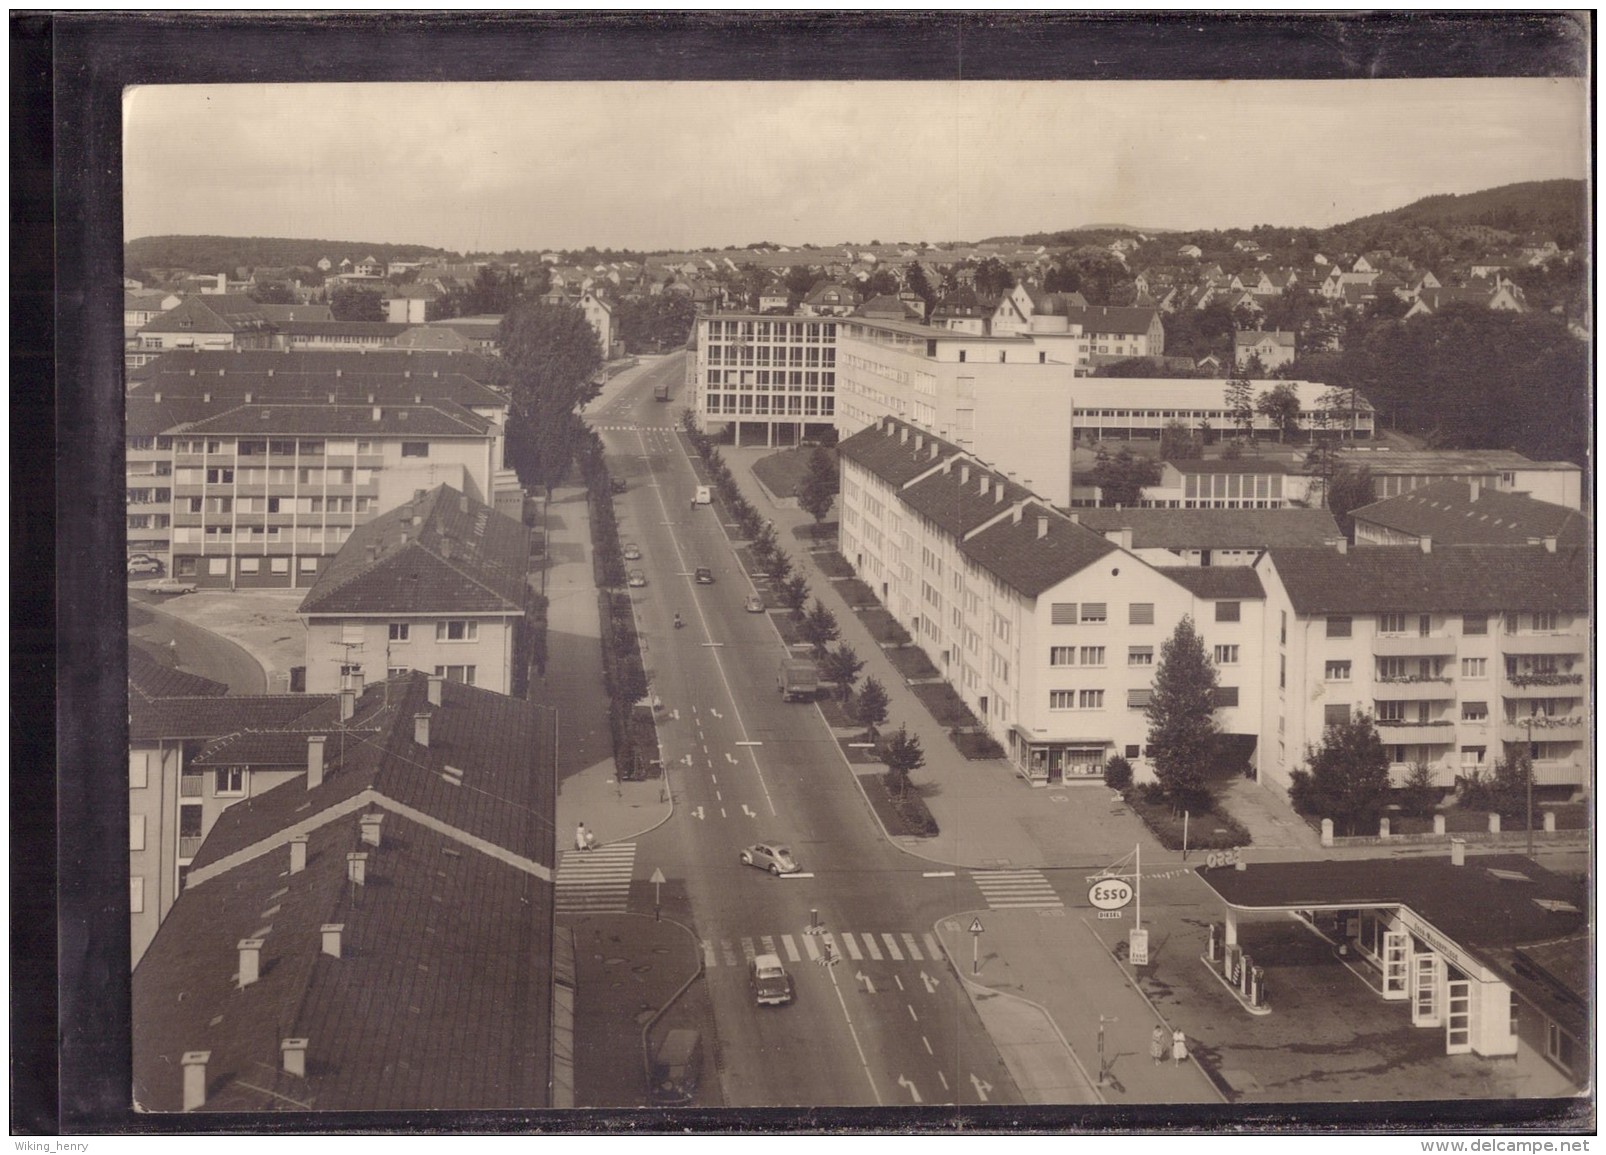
1334,448,1584,511
1069,378,1376,444
130,294,280,370
125,351,514,573
838,416,1262,785
297,484,534,696
132,672,559,1111
1253,540,1589,796
1351,480,1588,548
1069,508,1340,567
690,314,842,447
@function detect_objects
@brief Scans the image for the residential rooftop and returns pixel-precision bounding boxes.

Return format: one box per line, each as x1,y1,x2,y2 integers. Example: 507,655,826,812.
1072,508,1341,550
1352,480,1588,547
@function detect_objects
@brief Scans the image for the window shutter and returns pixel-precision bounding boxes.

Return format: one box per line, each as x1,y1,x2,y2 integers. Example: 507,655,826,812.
341,623,364,646
1127,688,1152,709
1081,602,1107,623
1129,603,1155,625
1213,687,1240,708
1051,603,1077,625
1324,704,1350,727
129,751,149,789
1215,601,1241,623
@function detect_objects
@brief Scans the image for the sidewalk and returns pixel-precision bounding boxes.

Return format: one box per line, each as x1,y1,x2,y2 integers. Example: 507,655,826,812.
534,481,672,849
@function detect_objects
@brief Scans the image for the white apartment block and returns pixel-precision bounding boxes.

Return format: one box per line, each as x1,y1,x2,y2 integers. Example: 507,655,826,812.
690,315,842,446
839,416,1262,785
1069,378,1375,445
1253,540,1590,796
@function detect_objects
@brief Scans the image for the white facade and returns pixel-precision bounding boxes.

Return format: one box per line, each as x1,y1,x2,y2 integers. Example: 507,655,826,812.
302,613,518,695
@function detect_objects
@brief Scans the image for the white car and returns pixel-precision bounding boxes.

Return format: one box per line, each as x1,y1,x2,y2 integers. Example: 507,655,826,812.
149,578,198,595
627,570,648,588
739,842,799,876
623,542,642,561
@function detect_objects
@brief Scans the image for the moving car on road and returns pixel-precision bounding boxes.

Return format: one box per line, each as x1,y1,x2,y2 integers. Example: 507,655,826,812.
739,842,799,875
126,554,164,576
149,577,198,595
743,594,765,613
748,953,795,1006
694,567,714,585
622,542,642,560
627,570,647,588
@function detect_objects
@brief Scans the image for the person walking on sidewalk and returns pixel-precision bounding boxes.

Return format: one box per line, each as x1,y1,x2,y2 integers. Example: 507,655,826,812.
1172,1029,1188,1066
576,822,589,852
1150,1025,1167,1066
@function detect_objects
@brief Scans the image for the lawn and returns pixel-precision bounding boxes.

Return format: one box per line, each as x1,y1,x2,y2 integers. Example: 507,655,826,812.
753,446,816,499
859,607,913,646
837,736,883,765
1126,789,1251,850
911,682,977,728
949,730,1006,760
816,694,859,730
772,613,807,647
835,577,876,607
811,550,855,578
791,520,839,544
856,772,940,838
884,646,940,681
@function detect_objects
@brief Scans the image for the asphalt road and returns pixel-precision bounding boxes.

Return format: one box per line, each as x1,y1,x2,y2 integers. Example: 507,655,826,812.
596,355,1021,1108
128,587,268,693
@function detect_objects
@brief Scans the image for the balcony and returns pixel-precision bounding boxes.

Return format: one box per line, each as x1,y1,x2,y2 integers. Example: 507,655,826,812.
1502,632,1587,657
1372,634,1457,657
179,835,203,860
1502,716,1586,743
1503,671,1585,698
1533,758,1585,787
1373,720,1457,745
1373,677,1454,701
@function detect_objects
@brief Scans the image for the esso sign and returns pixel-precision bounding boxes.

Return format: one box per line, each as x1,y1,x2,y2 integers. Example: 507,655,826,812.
1088,878,1134,910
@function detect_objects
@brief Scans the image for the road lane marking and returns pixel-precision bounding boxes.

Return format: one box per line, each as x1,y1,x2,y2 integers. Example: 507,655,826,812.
923,933,942,959
938,1070,949,1092
701,940,716,968
840,933,863,961
863,936,883,961
896,1075,922,1103
894,974,904,991
802,934,821,962
922,1036,933,1055
902,933,923,960
740,938,757,964
720,940,739,968
922,870,956,878
826,954,883,1105
881,933,904,961
761,934,776,954
907,1004,919,1023
781,935,801,962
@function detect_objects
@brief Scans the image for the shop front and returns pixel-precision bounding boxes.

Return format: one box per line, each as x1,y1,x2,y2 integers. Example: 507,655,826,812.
1011,726,1108,785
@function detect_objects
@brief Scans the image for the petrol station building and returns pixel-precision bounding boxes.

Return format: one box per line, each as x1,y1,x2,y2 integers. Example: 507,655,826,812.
1194,849,1589,1092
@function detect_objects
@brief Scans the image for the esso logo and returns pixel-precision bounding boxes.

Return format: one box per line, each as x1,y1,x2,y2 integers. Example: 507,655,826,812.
1087,878,1134,910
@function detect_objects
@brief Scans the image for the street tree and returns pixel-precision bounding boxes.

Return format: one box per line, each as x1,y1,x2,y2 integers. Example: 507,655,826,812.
765,549,793,586
1160,420,1202,462
879,725,926,800
1224,371,1257,442
1255,382,1304,442
799,598,840,657
778,573,811,620
819,643,866,702
1491,744,1536,822
796,446,839,525
1144,615,1218,812
1398,761,1439,820
1287,711,1391,836
330,286,384,322
750,522,779,566
498,300,604,494
1089,447,1162,508
248,281,297,304
854,677,890,740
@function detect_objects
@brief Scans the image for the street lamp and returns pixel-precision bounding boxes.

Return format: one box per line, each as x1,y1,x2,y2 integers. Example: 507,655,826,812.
1525,714,1534,858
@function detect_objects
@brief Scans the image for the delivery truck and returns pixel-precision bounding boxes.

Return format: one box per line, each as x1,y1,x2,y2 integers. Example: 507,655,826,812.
653,382,671,401
776,658,819,702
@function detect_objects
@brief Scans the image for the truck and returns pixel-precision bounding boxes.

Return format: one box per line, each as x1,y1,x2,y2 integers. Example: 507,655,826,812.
653,382,671,402
776,658,819,702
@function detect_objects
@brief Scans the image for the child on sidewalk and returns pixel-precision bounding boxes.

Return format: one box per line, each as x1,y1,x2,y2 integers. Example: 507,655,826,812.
1150,1025,1167,1066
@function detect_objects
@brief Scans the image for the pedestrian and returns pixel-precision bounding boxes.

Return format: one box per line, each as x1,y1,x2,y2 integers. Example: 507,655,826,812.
575,822,588,852
1172,1028,1188,1066
585,828,597,852
1150,1025,1166,1066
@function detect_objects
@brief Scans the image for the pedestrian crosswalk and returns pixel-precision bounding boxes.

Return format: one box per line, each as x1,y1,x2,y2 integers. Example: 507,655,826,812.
971,868,1063,909
555,841,637,913
699,931,946,970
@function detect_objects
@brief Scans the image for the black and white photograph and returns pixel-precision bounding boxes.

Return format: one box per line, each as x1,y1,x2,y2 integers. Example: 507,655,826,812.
29,10,1593,1140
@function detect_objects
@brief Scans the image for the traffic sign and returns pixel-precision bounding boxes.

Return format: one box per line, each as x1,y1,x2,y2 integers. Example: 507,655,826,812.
1088,877,1135,911
968,918,984,935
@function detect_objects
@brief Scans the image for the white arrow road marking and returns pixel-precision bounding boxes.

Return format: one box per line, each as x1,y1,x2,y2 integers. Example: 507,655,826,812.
671,709,680,721
681,754,693,766
725,753,738,764
921,971,939,995
856,971,876,994
709,708,722,718
741,803,756,818
896,1076,923,1104
970,1074,993,1102
693,806,704,820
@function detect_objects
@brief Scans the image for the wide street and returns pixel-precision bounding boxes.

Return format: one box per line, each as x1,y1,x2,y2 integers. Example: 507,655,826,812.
587,355,1025,1108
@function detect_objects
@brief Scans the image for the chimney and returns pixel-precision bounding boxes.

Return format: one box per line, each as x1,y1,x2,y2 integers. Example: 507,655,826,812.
914,433,924,452
181,1051,211,1112
960,464,970,486
459,495,469,514
346,851,368,887
359,812,384,848
995,482,1005,504
1468,479,1481,502
340,689,355,722
1106,527,1133,551
900,427,909,444
281,1038,308,1079
1450,838,1465,867
203,391,212,403
306,735,327,790
244,392,253,404
153,390,162,402
1419,535,1432,554
1543,535,1557,553
320,923,344,958
440,539,452,560
427,674,444,706
366,543,378,562
414,712,431,747
237,938,264,987
372,406,382,422
930,442,939,460
1068,512,1080,524
1334,538,1348,555
1037,515,1049,539
1012,504,1023,524
289,835,308,875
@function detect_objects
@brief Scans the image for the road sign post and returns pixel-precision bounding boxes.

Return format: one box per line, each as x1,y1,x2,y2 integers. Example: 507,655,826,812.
969,917,984,975
649,867,665,922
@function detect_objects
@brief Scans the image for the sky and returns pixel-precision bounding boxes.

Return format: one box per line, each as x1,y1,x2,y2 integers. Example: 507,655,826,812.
124,79,1588,254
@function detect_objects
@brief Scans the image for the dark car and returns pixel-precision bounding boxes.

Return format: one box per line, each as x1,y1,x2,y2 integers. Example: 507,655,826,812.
610,477,628,494
695,567,714,585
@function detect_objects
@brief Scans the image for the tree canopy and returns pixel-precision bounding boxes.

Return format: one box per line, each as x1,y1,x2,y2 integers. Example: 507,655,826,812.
1144,616,1218,811
330,286,384,322
498,300,604,493
796,447,839,524
1088,448,1162,508
1287,711,1391,836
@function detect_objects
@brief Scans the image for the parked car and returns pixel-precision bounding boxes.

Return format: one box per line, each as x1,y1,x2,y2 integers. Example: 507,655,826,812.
695,567,714,585
739,842,799,875
743,594,765,613
693,485,712,506
622,542,642,561
627,570,647,588
748,953,795,1006
149,577,197,595
126,554,163,575
610,477,628,494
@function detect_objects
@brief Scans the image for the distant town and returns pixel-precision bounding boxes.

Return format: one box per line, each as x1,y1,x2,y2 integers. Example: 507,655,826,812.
124,177,1589,1117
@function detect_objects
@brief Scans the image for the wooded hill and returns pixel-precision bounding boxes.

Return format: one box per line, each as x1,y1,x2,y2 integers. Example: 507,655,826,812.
124,235,456,277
